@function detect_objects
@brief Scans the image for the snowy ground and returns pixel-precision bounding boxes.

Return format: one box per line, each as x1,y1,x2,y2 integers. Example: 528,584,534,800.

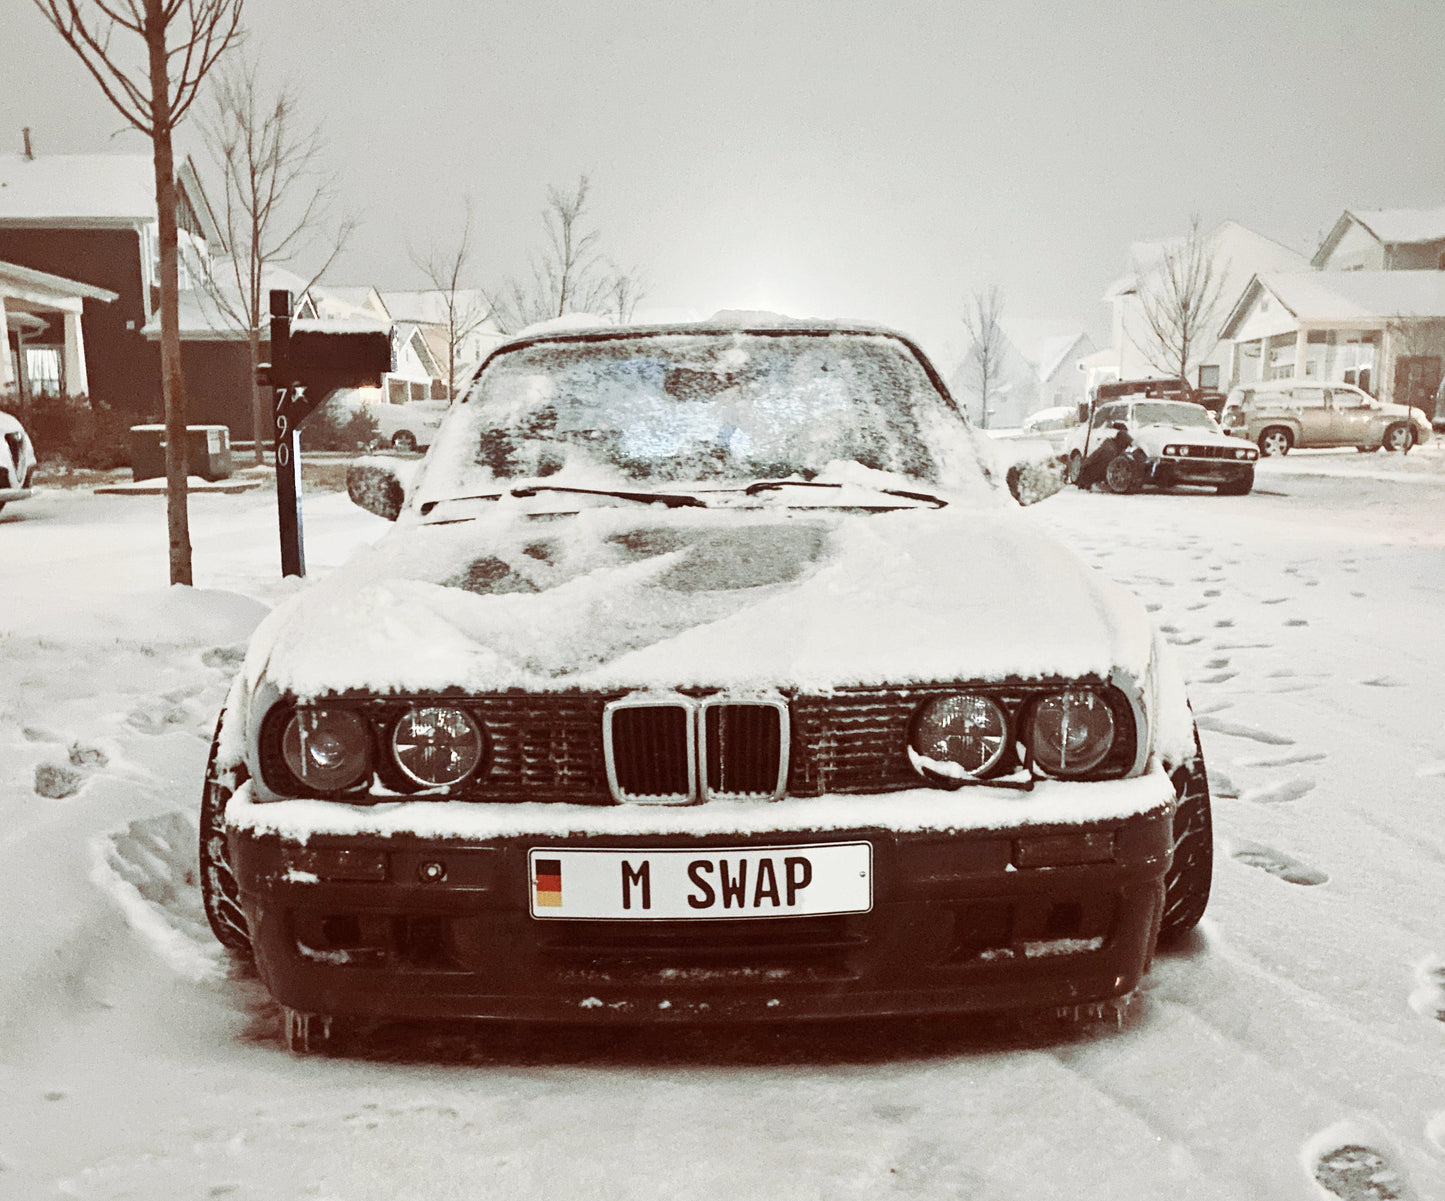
2,446,1443,1200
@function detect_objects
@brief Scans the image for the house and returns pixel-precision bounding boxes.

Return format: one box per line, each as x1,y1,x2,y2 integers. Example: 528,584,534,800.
1312,206,1445,272
1218,271,1445,410
1085,220,1308,394
2,259,117,399
949,319,1095,429
307,286,444,404
379,289,503,397
0,151,221,417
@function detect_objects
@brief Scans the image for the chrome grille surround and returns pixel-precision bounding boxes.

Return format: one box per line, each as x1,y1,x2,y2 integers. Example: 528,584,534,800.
603,693,696,805
698,694,790,802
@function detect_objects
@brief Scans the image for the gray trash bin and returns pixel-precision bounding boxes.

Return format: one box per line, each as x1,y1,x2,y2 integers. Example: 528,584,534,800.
129,425,233,482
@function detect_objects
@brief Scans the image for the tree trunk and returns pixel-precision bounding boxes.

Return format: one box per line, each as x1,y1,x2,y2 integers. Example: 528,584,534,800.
248,328,265,465
148,6,193,586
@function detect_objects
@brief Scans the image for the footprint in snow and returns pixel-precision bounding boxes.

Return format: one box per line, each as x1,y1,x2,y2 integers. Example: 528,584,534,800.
1407,956,1445,1024
1195,716,1295,745
1206,657,1230,669
201,645,246,671
33,741,109,799
1209,769,1239,798
127,689,204,734
1214,618,1234,628
1262,596,1289,605
1241,777,1316,805
1229,840,1328,886
1168,635,1203,646
1235,751,1327,768
1203,589,1221,598
1311,1143,1415,1201
1362,677,1404,689
1285,618,1309,627
1195,671,1238,684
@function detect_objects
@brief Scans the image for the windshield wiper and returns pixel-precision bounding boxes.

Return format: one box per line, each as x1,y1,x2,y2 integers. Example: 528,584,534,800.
421,484,708,515
507,484,707,508
741,479,946,507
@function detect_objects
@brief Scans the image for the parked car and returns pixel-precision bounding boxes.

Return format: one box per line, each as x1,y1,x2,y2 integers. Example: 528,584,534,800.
200,317,1212,1050
1063,398,1257,495
1220,381,1433,455
1019,405,1080,449
0,411,37,514
367,397,449,452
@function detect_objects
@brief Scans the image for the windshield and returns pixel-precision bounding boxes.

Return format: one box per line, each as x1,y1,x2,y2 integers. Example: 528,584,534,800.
423,331,977,496
1131,402,1215,429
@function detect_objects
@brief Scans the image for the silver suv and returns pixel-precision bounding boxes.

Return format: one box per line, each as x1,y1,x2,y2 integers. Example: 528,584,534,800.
1220,381,1432,455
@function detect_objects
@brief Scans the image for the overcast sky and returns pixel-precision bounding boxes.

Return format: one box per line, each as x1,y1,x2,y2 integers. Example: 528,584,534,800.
4,0,1444,365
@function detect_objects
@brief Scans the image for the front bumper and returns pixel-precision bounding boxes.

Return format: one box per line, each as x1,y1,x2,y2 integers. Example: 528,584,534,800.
227,783,1176,1024
1149,458,1252,488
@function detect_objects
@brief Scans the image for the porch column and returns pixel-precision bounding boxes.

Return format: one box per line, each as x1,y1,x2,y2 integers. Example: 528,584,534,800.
62,308,89,397
1293,326,1309,378
0,302,11,391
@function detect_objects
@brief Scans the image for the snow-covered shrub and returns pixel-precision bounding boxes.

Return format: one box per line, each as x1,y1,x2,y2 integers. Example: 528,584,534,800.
300,394,379,452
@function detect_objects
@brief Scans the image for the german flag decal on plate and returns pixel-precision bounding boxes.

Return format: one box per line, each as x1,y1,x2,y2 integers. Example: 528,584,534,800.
534,858,563,907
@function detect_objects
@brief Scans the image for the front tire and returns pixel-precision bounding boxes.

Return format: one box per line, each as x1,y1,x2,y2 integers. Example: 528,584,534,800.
1103,454,1142,494
1216,467,1254,496
1160,727,1213,943
1257,427,1292,457
200,717,253,956
1382,422,1413,453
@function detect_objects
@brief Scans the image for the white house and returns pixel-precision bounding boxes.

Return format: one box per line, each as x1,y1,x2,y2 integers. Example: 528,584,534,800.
1312,206,1445,272
1218,271,1445,410
1086,220,1308,393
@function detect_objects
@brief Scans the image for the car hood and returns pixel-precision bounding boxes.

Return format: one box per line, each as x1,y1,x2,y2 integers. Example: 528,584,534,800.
242,501,1155,699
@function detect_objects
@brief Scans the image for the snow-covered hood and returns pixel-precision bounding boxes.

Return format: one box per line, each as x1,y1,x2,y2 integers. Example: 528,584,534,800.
243,498,1155,700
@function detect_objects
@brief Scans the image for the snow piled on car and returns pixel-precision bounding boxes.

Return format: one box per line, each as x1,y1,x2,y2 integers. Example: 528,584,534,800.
236,500,1157,700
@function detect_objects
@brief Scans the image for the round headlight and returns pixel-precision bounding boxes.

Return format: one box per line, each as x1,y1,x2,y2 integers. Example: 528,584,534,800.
392,706,484,787
908,694,1008,783
1028,690,1116,776
281,708,372,791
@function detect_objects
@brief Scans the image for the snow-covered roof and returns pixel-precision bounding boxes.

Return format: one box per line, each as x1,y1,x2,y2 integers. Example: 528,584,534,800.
1343,206,1445,247
0,258,118,304
139,265,312,340
1221,270,1445,337
1104,220,1308,302
0,154,156,225
309,285,389,321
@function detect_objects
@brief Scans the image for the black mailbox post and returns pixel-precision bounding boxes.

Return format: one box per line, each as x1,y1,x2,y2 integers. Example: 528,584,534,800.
264,288,394,577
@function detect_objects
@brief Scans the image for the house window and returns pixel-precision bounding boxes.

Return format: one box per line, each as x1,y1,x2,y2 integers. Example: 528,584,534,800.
1197,364,1220,390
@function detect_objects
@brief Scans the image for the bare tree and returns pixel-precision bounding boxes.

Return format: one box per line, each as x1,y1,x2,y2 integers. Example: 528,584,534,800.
1133,215,1226,389
961,286,1007,429
410,200,494,399
201,56,354,462
491,175,644,332
32,0,244,586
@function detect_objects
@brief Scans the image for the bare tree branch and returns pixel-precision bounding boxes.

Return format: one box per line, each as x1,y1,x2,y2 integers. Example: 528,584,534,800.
198,53,354,461
410,198,496,399
961,286,1006,429
1132,215,1226,389
489,175,645,333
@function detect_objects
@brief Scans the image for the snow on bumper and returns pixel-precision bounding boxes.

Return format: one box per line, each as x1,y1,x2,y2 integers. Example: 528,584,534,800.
226,774,1177,1023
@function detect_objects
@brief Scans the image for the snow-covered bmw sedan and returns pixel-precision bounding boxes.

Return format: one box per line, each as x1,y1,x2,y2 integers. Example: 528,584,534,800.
1065,398,1258,495
201,318,1212,1050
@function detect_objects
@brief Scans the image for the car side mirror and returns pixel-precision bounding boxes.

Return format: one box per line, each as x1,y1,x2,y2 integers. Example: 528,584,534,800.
346,456,411,521
1006,453,1068,506
1109,421,1128,432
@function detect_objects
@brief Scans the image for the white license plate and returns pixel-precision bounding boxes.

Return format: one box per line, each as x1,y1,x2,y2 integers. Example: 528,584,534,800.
527,843,873,920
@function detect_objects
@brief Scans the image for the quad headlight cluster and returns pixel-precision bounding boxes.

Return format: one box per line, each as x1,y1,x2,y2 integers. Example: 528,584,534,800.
907,688,1120,786
1161,444,1258,460
275,704,486,795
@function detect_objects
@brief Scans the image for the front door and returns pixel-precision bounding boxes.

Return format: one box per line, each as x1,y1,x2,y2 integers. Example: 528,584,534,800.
1393,355,1442,414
